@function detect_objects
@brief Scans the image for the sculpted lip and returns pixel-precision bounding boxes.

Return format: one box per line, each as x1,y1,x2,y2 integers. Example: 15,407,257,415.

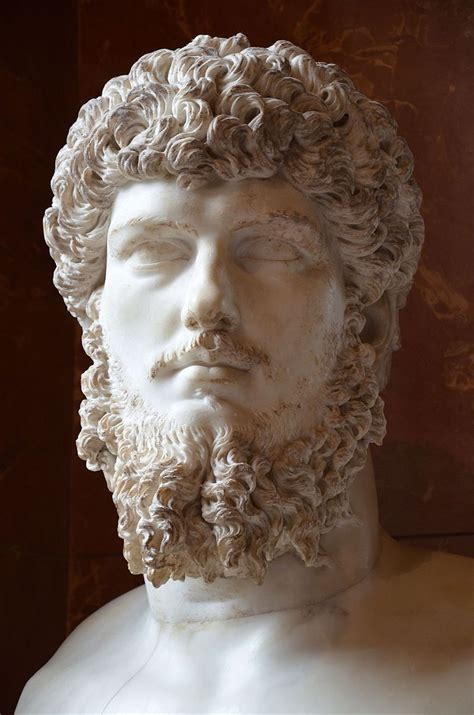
168,350,253,372
148,336,268,380
178,361,249,371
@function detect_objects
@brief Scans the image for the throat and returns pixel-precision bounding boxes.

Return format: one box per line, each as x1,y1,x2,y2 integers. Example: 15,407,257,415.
145,455,380,623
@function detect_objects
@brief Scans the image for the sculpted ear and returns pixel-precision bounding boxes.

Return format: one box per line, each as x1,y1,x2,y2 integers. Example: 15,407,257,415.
361,292,399,390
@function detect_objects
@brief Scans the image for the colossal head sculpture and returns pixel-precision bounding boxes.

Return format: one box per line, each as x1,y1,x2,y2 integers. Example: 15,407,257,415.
45,33,423,590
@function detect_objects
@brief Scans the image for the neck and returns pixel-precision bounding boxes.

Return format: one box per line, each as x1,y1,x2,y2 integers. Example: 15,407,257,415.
145,451,380,623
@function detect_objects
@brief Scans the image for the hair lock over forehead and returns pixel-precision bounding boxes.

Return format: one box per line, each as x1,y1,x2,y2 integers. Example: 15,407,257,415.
44,32,423,340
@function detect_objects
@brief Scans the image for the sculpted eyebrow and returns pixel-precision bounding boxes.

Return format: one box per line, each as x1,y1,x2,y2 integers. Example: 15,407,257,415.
109,218,196,236
108,219,197,258
233,214,324,253
234,213,321,235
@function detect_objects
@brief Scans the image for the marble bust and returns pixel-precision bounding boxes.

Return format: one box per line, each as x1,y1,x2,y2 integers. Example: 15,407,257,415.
17,34,473,714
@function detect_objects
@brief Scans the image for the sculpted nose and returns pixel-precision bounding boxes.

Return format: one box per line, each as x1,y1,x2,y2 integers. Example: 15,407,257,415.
181,254,240,331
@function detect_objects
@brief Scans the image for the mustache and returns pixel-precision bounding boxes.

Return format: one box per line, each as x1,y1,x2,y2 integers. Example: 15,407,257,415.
148,331,270,380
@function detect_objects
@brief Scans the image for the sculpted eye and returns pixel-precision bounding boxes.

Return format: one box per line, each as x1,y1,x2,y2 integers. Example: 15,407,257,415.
129,240,191,271
238,238,303,263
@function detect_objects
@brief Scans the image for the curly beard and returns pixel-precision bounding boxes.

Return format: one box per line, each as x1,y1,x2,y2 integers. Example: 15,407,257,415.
77,290,386,588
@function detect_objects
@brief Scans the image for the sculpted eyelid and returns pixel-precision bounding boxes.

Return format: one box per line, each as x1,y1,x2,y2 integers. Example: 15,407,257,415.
284,231,324,258
114,236,192,259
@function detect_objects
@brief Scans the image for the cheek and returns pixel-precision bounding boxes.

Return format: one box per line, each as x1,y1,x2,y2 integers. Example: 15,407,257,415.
251,274,345,382
304,278,346,375
100,271,178,357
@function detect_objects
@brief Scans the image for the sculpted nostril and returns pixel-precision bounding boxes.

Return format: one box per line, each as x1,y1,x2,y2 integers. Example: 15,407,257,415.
182,306,239,332
182,289,240,331
186,310,233,331
184,314,199,330
220,316,232,329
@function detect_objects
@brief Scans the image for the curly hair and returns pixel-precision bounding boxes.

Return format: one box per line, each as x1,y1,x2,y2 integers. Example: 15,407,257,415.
44,33,423,339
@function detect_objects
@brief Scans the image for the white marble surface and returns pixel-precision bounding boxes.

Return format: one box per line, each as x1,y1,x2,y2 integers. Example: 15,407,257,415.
17,531,473,714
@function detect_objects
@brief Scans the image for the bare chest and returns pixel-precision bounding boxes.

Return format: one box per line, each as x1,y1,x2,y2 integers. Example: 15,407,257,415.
98,618,471,714
18,600,473,715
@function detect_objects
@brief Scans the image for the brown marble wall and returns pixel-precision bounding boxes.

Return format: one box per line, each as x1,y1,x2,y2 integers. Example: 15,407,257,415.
4,1,473,711
0,3,78,713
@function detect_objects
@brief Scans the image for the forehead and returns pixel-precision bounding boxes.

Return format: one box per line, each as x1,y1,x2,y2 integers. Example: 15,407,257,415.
108,176,324,234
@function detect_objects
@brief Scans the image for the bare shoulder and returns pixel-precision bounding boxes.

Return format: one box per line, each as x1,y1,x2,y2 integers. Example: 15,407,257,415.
16,586,152,714
294,535,473,714
376,532,474,610
348,532,474,650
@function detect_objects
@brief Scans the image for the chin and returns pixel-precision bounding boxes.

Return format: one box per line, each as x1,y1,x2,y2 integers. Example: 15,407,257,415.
164,396,255,432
